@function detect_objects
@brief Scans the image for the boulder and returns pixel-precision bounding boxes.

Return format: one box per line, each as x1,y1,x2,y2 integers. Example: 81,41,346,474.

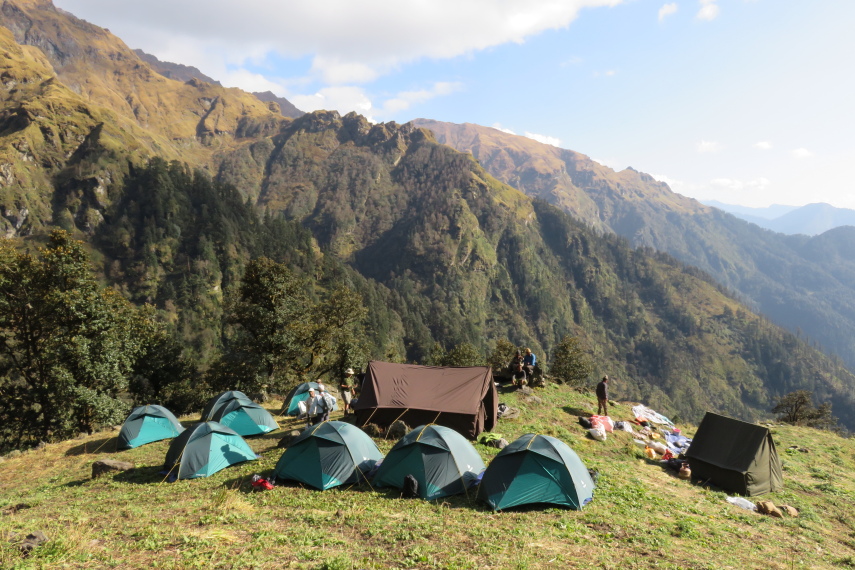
779,505,799,517
756,501,783,518
277,429,303,448
387,420,410,440
18,531,47,556
91,459,134,478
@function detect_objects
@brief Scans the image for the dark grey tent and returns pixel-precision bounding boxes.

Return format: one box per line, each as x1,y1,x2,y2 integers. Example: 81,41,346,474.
685,412,783,496
353,361,498,439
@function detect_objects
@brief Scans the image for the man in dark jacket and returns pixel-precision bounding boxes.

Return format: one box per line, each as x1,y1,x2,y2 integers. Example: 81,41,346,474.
596,375,610,415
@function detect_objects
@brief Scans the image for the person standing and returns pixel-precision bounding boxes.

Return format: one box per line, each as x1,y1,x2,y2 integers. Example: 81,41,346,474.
339,368,356,414
306,388,322,426
596,375,610,416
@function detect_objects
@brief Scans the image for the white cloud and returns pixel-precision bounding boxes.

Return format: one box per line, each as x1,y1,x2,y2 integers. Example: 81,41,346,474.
592,157,625,171
791,147,814,158
658,3,678,22
697,140,722,153
710,177,771,192
525,132,562,146
651,173,683,190
56,0,627,88
753,141,772,150
697,0,720,21
379,82,463,115
492,123,517,135
290,86,374,116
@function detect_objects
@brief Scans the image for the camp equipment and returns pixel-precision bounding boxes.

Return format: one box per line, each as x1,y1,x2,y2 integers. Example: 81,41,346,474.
373,424,485,500
201,390,250,421
273,421,382,490
354,361,498,439
478,433,595,511
685,412,783,496
163,421,257,480
209,397,279,436
118,405,184,449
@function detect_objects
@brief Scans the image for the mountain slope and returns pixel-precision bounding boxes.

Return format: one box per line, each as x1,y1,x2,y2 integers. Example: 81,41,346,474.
414,119,855,371
707,200,855,235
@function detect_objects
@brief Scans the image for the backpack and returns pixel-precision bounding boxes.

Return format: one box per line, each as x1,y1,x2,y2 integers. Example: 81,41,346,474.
402,474,419,498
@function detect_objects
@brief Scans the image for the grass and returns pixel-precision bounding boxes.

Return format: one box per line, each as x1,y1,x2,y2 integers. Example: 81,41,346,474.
1,384,854,569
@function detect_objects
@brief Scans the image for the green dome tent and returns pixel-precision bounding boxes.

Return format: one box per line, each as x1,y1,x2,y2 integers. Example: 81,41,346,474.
477,433,595,511
163,421,257,480
209,397,279,436
273,421,383,490
373,424,485,500
201,390,250,421
281,382,338,416
118,405,185,450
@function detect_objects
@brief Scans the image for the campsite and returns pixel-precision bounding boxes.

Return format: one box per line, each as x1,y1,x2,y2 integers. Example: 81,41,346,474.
1,382,854,569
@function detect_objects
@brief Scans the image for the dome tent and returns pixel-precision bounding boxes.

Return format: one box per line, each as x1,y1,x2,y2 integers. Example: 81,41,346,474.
201,390,251,421
477,433,595,511
209,397,279,437
118,405,184,450
281,382,338,417
373,424,485,500
163,421,257,480
273,421,383,490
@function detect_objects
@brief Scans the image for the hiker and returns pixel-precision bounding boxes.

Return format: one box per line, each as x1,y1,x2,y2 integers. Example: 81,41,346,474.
339,368,356,414
318,385,335,422
306,388,322,426
522,348,537,382
307,387,332,426
596,375,610,415
509,350,526,386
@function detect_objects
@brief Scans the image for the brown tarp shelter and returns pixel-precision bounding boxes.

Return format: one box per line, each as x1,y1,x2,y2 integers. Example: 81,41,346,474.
685,412,783,496
353,361,498,440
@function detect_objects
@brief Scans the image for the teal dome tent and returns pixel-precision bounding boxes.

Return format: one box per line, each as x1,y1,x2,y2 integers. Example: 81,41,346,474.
201,390,250,421
163,421,257,480
118,405,184,449
373,424,485,500
477,433,595,511
273,421,383,490
209,397,279,436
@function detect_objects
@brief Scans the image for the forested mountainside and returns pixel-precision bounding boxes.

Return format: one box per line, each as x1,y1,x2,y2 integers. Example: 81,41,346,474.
2,0,855,439
414,119,855,372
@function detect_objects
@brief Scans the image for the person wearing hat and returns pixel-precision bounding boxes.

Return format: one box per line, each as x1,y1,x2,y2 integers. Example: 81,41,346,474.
596,375,610,416
306,387,320,426
306,387,332,426
339,368,356,415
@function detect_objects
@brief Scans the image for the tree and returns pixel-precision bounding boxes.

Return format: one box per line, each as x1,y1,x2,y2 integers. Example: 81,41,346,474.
771,390,837,429
487,338,517,371
215,257,368,393
549,335,593,386
0,231,157,448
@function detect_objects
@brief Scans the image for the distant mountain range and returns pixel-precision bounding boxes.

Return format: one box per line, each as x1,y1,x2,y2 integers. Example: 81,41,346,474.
705,200,855,236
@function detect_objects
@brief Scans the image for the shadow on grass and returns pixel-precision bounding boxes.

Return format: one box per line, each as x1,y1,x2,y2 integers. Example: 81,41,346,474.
64,437,118,456
562,406,594,418
113,465,167,485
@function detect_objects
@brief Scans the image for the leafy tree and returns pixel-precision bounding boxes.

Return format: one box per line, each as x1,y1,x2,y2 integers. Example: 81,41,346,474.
549,336,593,386
0,231,157,448
771,390,837,429
214,257,368,393
427,342,484,367
487,339,517,371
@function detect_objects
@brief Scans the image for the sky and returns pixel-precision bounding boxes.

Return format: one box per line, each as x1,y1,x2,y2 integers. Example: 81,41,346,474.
53,0,855,209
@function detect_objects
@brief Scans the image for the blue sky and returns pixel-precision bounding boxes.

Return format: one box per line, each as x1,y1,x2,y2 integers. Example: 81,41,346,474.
55,0,855,208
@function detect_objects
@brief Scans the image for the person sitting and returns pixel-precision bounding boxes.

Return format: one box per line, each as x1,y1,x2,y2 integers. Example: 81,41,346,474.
522,348,536,382
509,350,526,386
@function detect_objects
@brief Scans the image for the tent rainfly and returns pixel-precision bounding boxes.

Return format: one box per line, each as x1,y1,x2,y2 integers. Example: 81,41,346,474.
118,405,184,450
372,424,485,500
353,361,498,439
201,390,251,421
163,421,257,480
273,421,383,490
684,412,783,496
209,397,279,437
477,433,595,511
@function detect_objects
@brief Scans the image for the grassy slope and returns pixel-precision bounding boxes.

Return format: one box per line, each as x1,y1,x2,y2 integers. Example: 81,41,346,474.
1,385,853,570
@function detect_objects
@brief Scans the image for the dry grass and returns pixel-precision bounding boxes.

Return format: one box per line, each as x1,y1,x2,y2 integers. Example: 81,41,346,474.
1,387,854,569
